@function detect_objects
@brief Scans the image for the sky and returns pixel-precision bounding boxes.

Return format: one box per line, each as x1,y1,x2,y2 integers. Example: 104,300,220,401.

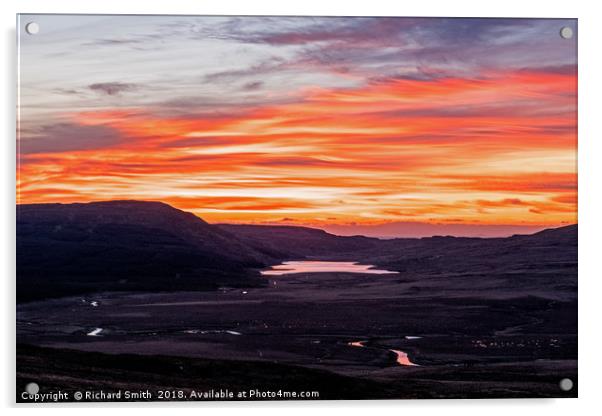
17,15,577,236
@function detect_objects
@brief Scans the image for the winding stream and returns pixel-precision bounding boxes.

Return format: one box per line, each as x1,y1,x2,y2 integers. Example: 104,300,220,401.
348,340,420,366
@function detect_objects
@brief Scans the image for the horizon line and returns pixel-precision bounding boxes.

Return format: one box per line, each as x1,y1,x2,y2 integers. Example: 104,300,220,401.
16,199,576,239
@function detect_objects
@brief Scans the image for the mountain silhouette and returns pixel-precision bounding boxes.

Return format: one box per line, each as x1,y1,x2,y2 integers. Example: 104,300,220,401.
17,200,577,302
17,201,269,301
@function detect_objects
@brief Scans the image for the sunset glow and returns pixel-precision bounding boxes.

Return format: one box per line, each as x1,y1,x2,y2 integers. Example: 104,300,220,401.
17,16,577,234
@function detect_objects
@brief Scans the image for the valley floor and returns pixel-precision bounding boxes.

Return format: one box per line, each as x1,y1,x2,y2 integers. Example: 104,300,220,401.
16,269,577,401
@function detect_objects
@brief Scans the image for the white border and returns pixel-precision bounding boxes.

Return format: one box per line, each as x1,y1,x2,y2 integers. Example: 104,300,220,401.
3,1,601,415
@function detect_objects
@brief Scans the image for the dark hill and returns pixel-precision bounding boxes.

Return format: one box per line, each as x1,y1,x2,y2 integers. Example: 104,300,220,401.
16,201,270,302
216,223,380,259
352,224,577,300
237,223,577,300
16,200,577,303
367,224,578,271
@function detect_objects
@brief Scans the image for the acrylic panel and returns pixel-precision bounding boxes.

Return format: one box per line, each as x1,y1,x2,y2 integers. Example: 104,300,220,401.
16,14,578,402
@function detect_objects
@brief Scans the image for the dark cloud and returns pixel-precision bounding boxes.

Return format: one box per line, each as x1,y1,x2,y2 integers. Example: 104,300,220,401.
157,93,297,116
83,38,145,47
249,17,575,79
242,81,263,91
515,64,577,75
181,17,577,111
88,82,138,96
19,123,123,154
53,87,82,95
368,69,448,83
203,58,286,83
208,17,417,47
365,98,575,120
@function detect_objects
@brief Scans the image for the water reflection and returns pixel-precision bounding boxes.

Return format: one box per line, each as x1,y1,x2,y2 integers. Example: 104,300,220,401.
87,327,103,337
390,349,420,366
261,261,398,276
348,339,420,366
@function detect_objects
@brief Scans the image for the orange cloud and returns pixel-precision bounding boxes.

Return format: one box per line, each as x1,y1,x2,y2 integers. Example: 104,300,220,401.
17,68,577,227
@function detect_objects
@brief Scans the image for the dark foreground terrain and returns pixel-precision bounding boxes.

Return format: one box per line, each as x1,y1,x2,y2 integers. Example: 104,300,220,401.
16,201,577,401
17,344,576,401
17,270,577,401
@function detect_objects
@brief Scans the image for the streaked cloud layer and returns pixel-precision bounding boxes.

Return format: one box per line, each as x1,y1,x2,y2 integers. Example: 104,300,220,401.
17,15,577,231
